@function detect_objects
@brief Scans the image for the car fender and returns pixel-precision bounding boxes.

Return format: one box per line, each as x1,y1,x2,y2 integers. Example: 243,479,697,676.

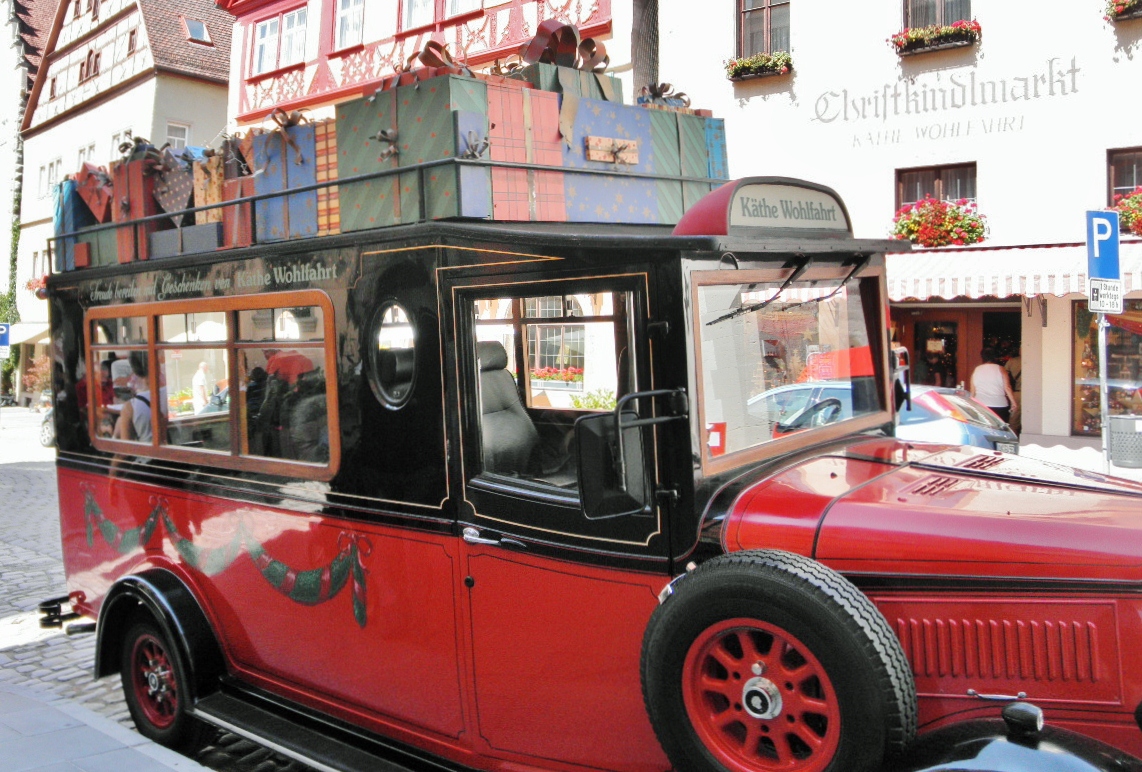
94,569,225,702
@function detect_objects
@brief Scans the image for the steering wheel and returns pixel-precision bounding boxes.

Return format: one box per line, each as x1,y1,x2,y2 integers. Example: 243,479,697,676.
802,397,844,427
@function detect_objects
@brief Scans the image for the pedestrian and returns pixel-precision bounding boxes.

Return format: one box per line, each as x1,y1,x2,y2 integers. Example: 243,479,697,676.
192,361,211,413
971,347,1017,424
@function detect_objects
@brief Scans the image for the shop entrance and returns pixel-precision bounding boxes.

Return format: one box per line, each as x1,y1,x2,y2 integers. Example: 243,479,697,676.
891,305,1021,392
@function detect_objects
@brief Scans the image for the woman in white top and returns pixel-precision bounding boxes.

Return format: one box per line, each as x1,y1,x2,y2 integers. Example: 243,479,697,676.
970,347,1017,424
114,351,158,443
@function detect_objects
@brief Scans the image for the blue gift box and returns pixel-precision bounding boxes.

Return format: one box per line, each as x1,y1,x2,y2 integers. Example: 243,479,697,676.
253,125,319,242
53,179,98,271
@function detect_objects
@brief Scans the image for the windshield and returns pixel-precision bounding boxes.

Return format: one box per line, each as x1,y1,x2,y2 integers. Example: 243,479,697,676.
696,275,884,460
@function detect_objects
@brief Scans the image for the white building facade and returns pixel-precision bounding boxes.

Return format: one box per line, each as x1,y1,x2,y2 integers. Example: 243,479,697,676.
661,0,1142,445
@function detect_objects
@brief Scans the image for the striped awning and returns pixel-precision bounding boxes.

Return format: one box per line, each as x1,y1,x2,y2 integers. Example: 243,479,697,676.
886,240,1142,301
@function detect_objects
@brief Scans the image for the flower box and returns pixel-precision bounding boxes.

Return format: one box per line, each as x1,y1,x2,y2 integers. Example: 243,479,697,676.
891,196,987,247
1112,187,1142,237
889,20,981,56
1106,0,1142,20
725,51,792,81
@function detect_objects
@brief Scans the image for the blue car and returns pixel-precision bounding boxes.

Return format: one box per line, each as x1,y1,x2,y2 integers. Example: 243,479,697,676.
747,381,1019,452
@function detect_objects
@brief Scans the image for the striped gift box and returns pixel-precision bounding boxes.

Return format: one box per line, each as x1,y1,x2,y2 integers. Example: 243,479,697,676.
315,119,340,236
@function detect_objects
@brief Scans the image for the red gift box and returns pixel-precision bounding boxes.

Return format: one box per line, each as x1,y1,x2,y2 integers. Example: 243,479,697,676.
112,158,161,262
221,177,254,249
487,82,565,222
75,162,113,223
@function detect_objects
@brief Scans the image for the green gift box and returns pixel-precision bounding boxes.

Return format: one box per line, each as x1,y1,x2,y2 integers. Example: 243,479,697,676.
337,75,491,231
76,225,119,267
647,111,720,225
509,63,624,104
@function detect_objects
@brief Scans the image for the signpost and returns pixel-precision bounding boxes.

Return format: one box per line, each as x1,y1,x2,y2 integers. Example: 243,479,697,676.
1086,211,1122,472
0,323,9,361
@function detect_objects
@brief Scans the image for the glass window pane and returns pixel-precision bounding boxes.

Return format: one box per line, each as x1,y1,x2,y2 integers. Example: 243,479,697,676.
908,0,937,26
699,279,882,456
743,10,766,56
92,317,147,346
373,304,416,406
105,350,157,444
243,348,328,462
900,169,937,205
1111,151,1142,198
405,0,433,28
769,4,790,52
238,306,324,342
941,166,976,201
160,311,227,343
162,349,231,451
447,0,481,15
943,0,970,23
254,19,278,73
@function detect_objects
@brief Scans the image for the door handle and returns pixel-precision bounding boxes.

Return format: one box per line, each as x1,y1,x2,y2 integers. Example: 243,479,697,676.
462,527,526,549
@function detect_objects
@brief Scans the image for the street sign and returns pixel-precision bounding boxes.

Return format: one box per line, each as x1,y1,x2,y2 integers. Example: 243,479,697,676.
1086,210,1121,281
1088,278,1124,314
0,323,8,360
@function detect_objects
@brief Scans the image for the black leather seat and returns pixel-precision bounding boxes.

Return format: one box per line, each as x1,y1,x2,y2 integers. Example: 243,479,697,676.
477,341,539,476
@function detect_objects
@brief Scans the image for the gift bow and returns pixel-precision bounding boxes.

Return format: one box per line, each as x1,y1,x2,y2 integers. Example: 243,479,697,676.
639,83,691,107
269,107,308,165
371,128,399,161
460,130,490,160
521,19,610,72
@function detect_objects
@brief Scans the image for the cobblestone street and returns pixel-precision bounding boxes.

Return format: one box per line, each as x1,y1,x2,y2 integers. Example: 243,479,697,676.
0,407,311,772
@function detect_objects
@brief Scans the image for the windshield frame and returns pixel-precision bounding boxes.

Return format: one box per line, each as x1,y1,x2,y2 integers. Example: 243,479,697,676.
690,262,893,477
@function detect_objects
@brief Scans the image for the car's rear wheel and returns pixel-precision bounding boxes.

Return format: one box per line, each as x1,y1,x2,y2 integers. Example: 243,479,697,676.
120,618,210,753
642,550,916,772
39,416,55,447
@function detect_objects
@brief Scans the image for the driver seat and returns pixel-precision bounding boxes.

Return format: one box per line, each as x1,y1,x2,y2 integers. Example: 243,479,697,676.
477,341,540,475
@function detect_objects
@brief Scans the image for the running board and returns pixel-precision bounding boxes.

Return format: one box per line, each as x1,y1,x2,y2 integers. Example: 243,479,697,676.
193,685,462,772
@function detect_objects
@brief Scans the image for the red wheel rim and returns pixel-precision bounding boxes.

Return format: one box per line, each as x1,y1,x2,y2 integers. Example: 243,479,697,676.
682,618,841,772
130,633,179,730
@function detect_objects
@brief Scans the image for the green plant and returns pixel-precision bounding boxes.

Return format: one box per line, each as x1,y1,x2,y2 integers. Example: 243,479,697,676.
892,196,987,247
1105,0,1142,18
724,50,792,80
570,388,617,411
888,19,981,52
1112,186,1142,237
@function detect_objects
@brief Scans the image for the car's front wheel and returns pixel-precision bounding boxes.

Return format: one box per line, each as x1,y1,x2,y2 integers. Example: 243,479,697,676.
641,550,916,772
39,416,55,447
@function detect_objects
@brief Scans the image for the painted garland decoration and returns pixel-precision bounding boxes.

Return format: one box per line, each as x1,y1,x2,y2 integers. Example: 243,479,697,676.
82,487,371,628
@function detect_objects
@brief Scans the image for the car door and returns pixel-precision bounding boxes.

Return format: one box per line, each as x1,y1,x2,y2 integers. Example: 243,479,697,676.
443,268,674,772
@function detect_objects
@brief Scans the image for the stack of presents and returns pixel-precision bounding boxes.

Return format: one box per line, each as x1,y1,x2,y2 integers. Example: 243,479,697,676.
53,21,727,271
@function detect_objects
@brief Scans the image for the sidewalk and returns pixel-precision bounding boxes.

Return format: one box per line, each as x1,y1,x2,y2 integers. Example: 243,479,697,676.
1019,432,1142,484
0,685,206,772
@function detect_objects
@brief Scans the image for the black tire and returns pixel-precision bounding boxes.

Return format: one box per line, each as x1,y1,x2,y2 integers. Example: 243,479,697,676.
120,618,211,753
641,550,916,772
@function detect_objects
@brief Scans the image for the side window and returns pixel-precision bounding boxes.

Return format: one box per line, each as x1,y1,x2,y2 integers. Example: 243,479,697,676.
86,295,335,476
471,289,635,487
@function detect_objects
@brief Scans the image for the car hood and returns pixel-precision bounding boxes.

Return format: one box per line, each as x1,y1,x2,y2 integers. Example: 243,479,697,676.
729,439,1142,583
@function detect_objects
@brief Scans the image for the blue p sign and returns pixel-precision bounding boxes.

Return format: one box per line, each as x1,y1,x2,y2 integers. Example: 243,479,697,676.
1086,211,1121,281
0,324,8,347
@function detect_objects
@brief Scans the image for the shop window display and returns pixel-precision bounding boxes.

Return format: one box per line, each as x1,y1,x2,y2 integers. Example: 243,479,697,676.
1072,299,1142,435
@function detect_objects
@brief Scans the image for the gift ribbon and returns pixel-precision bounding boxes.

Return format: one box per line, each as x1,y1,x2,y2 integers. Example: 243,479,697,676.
521,19,610,72
371,128,400,161
460,130,490,160
269,107,308,165
639,83,691,107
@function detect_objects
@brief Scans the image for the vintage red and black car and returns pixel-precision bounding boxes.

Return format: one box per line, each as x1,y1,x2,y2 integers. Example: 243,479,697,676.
42,178,1142,772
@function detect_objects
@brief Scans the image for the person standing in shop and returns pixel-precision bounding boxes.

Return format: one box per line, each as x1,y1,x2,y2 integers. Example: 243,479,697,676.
971,347,1017,424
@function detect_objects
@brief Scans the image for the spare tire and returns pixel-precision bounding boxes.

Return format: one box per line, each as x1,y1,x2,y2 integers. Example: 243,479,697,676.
641,550,916,772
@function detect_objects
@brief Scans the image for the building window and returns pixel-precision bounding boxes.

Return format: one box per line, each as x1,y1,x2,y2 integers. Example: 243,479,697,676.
183,17,212,45
127,29,137,54
253,7,306,75
80,49,101,81
1073,300,1142,436
738,0,790,57
166,123,189,150
1109,148,1142,204
49,77,57,99
335,0,364,49
111,129,133,158
73,1,80,19
904,0,970,27
404,0,434,29
447,0,482,16
77,143,96,167
897,163,976,207
91,0,99,21
40,158,63,198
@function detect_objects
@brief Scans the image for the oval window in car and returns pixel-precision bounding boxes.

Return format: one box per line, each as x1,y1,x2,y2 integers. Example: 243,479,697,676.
369,303,416,409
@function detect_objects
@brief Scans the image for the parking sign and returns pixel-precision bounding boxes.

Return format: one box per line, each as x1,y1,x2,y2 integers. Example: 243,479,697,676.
1086,211,1123,314
0,323,9,360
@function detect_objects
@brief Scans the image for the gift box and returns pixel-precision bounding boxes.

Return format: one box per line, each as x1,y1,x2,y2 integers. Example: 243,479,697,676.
153,147,195,226
193,155,225,224
112,158,163,262
75,163,114,223
253,122,319,242
75,224,118,268
314,119,340,236
487,81,565,221
338,75,490,231
561,98,659,225
53,178,98,271
149,222,223,258
221,177,254,249
705,117,728,182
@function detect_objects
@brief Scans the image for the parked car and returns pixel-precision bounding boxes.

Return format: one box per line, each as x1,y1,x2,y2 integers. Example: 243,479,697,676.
750,381,1019,452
